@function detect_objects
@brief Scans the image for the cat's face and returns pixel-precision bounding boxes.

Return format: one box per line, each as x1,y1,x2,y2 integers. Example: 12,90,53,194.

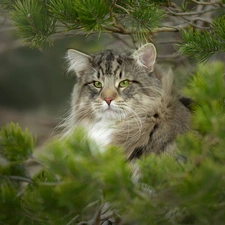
67,44,162,122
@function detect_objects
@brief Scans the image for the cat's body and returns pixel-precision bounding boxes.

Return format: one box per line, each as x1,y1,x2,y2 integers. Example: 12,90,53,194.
64,44,191,159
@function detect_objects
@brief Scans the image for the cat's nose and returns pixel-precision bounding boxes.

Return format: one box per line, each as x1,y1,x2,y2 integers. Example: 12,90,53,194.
104,97,114,105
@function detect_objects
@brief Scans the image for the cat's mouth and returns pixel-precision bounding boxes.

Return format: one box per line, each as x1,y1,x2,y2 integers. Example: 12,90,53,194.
101,105,121,119
94,102,124,120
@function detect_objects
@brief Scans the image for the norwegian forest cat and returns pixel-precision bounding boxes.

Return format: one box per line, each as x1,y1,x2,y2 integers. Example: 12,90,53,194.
64,43,191,160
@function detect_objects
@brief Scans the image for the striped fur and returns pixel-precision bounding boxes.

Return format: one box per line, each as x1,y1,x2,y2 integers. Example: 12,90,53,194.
63,44,191,159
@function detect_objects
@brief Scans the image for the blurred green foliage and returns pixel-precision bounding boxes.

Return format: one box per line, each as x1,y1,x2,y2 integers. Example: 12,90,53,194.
0,62,225,224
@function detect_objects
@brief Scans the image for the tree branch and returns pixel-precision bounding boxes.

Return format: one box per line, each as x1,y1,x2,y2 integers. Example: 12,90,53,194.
66,215,80,225
104,25,180,35
3,175,32,183
167,7,219,16
2,175,61,186
152,26,180,33
114,3,130,14
191,0,225,6
178,15,211,30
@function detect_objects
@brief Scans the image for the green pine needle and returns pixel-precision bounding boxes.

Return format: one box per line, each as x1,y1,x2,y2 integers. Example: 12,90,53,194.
177,15,225,63
0,0,17,10
10,0,56,49
0,123,35,163
1,66,225,225
128,2,165,41
213,15,225,48
177,28,220,63
184,63,225,135
75,0,111,33
48,0,80,30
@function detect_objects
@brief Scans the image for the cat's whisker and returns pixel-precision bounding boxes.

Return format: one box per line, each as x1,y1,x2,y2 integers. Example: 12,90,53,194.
74,109,95,126
62,108,95,138
119,109,134,149
123,106,143,140
62,43,191,159
52,108,71,134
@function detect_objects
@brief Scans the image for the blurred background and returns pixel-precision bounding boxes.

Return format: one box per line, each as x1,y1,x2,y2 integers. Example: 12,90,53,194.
0,15,138,147
1,10,200,148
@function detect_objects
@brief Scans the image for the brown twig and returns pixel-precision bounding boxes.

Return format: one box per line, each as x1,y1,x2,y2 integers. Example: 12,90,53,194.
191,0,225,6
66,215,80,225
2,175,61,186
178,15,211,30
167,7,219,16
3,175,32,183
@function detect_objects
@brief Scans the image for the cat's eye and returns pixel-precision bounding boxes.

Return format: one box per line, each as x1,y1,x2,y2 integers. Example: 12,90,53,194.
119,80,130,88
93,81,102,88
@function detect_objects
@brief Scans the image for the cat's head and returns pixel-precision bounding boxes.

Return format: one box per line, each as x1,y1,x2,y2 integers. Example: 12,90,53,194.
66,43,162,122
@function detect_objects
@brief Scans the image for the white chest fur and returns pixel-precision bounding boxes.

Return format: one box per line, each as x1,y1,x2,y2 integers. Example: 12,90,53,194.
86,119,114,152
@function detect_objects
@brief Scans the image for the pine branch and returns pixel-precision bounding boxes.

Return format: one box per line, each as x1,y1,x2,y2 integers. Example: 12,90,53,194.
0,0,168,48
66,215,80,225
190,0,225,6
2,175,32,183
166,7,220,17
0,0,17,10
1,69,225,225
1,0,225,64
48,0,80,30
72,0,111,33
10,0,56,49
0,123,34,162
126,1,165,41
177,15,225,62
213,15,225,43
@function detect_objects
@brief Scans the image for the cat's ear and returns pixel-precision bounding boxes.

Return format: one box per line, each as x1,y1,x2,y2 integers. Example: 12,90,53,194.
67,49,92,77
133,43,157,72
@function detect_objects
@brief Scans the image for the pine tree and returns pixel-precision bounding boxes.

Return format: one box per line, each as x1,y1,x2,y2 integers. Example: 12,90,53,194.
0,0,225,62
1,1,225,225
1,63,225,224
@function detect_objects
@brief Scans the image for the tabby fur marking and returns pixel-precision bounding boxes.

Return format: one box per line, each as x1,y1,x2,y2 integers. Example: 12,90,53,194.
64,43,191,159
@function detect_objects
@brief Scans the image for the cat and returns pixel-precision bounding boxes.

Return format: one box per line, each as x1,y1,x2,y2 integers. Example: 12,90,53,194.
64,43,191,160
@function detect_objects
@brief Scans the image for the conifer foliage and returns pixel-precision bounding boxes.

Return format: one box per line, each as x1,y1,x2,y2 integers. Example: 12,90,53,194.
1,63,225,224
1,1,225,224
1,0,225,62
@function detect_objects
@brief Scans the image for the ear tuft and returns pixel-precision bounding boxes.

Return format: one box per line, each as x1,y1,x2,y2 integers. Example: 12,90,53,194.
66,49,92,76
133,43,157,72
